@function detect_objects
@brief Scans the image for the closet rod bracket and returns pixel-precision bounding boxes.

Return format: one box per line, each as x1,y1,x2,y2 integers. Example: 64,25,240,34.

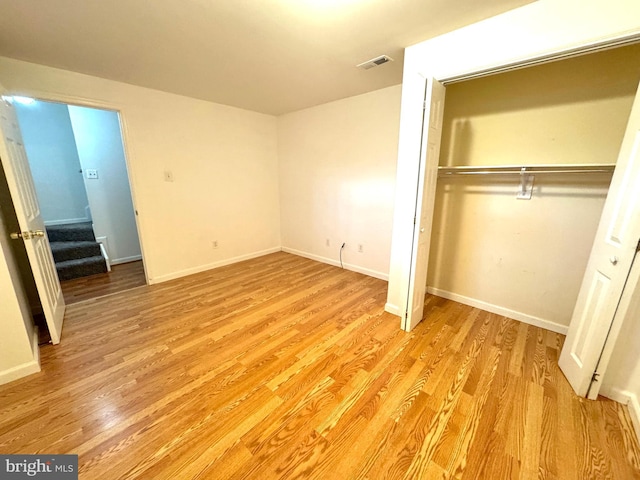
517,167,534,200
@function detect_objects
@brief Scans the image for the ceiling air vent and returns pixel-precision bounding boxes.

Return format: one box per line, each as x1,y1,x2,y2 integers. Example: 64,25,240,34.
357,55,394,70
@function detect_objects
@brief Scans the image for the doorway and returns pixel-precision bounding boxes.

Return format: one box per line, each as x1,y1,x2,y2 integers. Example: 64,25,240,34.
10,98,146,306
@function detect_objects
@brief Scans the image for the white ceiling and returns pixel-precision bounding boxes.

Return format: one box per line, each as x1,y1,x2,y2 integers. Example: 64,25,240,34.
0,0,532,115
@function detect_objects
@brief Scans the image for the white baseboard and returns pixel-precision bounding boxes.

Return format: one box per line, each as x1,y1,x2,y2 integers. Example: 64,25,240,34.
111,255,143,266
600,385,631,404
600,386,640,446
426,287,569,334
43,217,90,226
384,302,402,316
98,241,111,272
95,236,111,270
0,328,41,386
630,394,640,446
149,247,282,284
281,247,388,281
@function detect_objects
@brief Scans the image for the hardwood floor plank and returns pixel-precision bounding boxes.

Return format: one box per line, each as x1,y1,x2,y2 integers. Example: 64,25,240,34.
521,382,544,479
441,347,501,477
0,253,638,479
60,260,146,305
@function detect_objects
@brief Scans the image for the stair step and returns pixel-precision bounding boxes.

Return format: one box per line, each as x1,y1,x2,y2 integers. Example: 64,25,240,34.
50,241,102,263
56,256,107,281
47,222,96,242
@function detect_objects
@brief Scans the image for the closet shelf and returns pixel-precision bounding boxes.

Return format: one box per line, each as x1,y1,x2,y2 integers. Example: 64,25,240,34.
438,163,616,176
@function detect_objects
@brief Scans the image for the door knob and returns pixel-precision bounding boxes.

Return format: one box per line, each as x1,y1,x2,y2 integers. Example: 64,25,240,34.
610,256,619,265
420,228,425,233
9,230,45,240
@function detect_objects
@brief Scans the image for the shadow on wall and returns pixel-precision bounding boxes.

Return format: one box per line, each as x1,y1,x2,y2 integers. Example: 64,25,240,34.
443,118,473,166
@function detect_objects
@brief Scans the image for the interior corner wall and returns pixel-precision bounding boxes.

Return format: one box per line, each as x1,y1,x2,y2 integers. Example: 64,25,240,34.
67,105,141,264
0,56,281,284
277,85,402,280
427,45,640,332
0,198,40,385
13,101,89,225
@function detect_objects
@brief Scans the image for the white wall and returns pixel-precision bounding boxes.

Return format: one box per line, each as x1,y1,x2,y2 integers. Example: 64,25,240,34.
0,198,40,385
68,105,141,264
427,45,640,333
277,85,401,279
0,56,281,284
14,100,89,225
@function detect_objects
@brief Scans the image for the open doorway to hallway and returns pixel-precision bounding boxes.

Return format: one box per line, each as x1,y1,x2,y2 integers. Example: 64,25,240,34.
12,97,146,306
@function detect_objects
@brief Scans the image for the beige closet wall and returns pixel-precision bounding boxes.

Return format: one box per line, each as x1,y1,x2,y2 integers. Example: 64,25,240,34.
428,44,640,332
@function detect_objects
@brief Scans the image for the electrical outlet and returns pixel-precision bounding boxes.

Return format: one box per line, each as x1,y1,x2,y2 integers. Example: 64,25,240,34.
86,169,98,179
326,238,330,247
164,170,174,182
358,244,364,253
212,240,219,249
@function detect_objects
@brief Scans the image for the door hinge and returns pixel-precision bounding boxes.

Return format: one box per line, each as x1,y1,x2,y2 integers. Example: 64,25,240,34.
636,237,640,252
591,372,600,383
413,216,416,225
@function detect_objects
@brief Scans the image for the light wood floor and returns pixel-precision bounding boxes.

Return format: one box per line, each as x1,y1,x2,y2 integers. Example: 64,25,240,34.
60,260,146,304
2,252,639,479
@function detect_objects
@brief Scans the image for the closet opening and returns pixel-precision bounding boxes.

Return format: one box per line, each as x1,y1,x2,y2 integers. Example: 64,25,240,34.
424,43,640,334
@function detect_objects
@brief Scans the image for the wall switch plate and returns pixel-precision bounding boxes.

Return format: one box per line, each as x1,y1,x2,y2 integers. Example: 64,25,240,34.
164,170,174,182
212,240,219,249
86,169,98,179
358,244,364,253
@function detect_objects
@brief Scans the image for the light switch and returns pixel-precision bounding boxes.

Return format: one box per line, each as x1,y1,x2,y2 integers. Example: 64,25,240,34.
86,169,98,179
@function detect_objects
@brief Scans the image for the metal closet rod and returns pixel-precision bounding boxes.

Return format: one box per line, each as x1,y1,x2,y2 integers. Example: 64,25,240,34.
438,163,616,176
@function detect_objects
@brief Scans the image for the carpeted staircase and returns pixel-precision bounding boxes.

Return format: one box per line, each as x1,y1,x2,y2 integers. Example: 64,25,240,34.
47,222,108,281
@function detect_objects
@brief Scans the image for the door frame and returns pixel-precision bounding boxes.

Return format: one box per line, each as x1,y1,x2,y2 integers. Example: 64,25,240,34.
4,90,150,286
386,2,640,389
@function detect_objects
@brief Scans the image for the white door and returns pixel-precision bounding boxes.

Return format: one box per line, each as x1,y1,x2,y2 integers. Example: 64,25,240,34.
0,95,66,344
404,79,446,331
559,80,640,397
